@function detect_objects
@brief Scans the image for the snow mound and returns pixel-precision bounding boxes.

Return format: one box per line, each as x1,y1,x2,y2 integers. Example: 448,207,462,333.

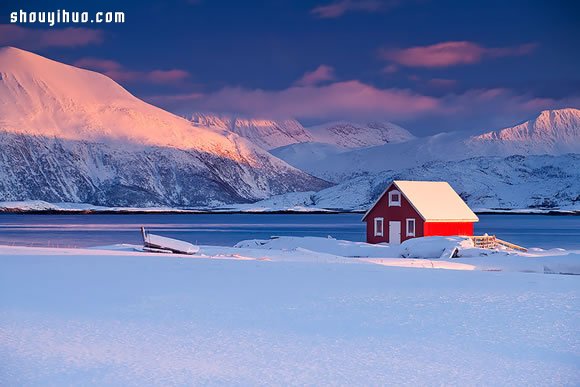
235,236,396,258
233,236,580,274
401,236,475,259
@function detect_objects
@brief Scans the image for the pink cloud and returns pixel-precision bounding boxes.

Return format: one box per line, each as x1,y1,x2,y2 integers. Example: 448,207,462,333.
100,69,141,82
146,92,204,104
0,25,103,48
380,41,537,68
193,80,439,120
311,0,384,18
434,88,580,120
73,58,122,72
146,69,190,83
168,81,580,134
294,65,336,86
74,58,190,84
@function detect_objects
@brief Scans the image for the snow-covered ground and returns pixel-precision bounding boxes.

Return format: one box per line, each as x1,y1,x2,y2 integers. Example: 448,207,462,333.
1,236,579,385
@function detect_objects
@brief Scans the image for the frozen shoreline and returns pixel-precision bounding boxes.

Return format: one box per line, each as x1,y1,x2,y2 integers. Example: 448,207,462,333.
1,200,578,215
2,235,579,275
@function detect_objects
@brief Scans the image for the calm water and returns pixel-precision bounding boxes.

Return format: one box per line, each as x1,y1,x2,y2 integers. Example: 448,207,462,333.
0,213,578,250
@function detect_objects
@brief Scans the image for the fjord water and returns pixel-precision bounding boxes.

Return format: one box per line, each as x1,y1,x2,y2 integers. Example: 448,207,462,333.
0,213,578,250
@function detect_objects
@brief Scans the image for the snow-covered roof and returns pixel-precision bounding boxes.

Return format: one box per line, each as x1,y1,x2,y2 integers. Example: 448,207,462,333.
363,180,479,222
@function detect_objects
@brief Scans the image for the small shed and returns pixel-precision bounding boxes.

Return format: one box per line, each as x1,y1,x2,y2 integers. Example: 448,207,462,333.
362,180,479,244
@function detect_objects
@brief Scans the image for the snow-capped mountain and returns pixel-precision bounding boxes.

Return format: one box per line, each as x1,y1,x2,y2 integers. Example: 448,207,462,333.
186,114,414,151
247,154,580,211
468,108,580,155
265,120,416,175
0,47,329,206
308,121,415,148
275,109,580,183
189,113,313,150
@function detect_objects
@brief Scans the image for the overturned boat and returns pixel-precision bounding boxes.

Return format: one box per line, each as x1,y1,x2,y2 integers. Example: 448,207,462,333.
141,227,200,255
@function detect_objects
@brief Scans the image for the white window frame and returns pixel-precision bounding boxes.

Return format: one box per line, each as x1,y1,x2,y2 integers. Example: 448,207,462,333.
388,190,401,207
406,218,416,237
374,217,384,237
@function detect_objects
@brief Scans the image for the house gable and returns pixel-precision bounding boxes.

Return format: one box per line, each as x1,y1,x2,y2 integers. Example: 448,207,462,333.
364,184,424,243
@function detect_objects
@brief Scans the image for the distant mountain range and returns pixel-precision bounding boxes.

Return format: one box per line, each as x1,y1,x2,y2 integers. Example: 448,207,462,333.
188,113,313,151
272,108,580,183
188,113,414,150
243,154,580,211
0,47,578,211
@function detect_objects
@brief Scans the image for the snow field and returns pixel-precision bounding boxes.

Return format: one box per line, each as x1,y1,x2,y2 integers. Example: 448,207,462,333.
1,236,579,385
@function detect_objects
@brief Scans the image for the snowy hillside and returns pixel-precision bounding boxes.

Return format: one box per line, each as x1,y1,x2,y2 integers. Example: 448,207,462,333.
279,132,464,182
0,47,329,206
468,108,580,155
189,113,313,150
0,132,330,206
308,120,415,148
187,114,415,151
277,109,580,183
247,154,580,211
269,142,348,173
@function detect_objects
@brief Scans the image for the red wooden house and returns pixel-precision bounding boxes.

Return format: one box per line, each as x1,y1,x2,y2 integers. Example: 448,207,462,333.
362,180,479,244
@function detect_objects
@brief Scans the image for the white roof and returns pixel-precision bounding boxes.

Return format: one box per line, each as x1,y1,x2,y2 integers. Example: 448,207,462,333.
362,180,479,222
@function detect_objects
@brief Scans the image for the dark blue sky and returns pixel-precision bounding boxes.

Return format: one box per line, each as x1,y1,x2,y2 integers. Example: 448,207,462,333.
1,0,579,134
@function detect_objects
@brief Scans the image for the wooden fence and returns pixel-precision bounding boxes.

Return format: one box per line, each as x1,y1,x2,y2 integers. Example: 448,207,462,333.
468,235,527,252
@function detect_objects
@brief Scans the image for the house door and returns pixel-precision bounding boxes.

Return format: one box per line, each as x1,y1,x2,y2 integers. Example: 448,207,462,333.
389,221,401,244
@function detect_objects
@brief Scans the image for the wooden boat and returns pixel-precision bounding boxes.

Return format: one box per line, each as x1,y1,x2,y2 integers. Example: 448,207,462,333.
141,227,200,255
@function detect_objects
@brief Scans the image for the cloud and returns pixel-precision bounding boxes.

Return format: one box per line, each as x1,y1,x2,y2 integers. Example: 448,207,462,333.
311,0,384,18
146,92,204,104
73,58,122,72
158,79,579,135
147,69,190,84
294,65,336,86
0,25,103,48
380,41,537,68
426,88,580,133
73,58,190,84
190,80,439,121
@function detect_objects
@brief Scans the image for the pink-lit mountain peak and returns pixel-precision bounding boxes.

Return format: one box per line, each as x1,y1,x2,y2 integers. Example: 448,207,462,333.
474,108,580,144
0,47,271,162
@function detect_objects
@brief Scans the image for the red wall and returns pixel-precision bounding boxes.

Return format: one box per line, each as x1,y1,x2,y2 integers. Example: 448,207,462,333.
365,185,424,244
423,222,474,236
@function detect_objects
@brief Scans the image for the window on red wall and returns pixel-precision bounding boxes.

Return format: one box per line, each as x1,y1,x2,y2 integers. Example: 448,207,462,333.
388,190,401,206
406,218,416,236
374,217,384,236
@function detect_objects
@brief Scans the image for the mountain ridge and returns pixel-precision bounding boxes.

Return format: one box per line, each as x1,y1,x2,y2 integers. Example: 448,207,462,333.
273,108,580,183
0,47,330,206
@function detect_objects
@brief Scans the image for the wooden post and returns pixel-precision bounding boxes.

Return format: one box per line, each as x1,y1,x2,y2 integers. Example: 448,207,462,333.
141,227,147,245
